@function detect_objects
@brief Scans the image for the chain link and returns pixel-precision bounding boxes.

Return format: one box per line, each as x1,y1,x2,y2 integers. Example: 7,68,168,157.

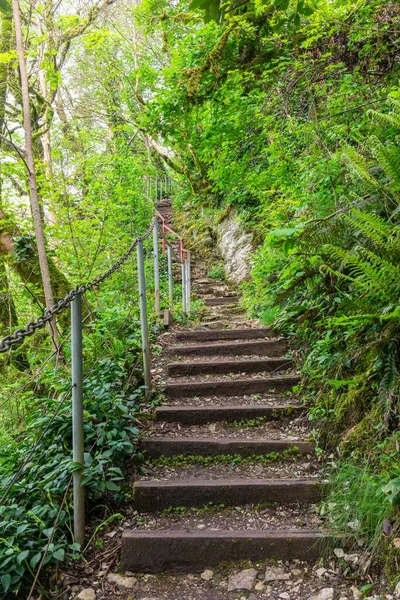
0,217,158,353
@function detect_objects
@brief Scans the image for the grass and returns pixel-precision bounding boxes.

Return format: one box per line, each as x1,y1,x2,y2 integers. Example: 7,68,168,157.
207,265,225,281
321,460,395,557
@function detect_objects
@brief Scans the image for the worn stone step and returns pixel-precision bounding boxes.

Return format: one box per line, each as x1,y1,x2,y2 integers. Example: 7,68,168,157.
155,404,302,424
167,339,287,357
121,530,332,572
142,437,313,458
175,328,275,342
167,357,293,377
163,376,299,398
204,297,240,306
197,288,234,297
134,479,322,511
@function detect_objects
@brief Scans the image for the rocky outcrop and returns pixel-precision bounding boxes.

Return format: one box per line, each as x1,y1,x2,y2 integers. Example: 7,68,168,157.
216,212,252,284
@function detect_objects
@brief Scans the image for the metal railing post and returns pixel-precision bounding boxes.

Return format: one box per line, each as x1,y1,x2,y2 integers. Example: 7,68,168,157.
167,244,173,308
137,240,152,397
153,223,161,315
181,260,187,315
186,253,191,314
71,293,85,547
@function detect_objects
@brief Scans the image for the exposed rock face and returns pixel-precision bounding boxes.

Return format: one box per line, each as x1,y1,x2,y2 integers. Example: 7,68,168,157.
216,213,252,284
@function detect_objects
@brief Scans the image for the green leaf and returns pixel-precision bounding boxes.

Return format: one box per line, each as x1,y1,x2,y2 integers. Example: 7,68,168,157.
17,550,29,565
105,480,120,491
52,548,65,561
30,553,42,569
0,0,11,15
279,0,290,9
1,574,11,593
294,13,301,27
69,542,81,552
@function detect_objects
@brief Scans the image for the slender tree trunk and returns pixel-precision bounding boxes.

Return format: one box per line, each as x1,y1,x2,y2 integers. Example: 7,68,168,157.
12,0,61,356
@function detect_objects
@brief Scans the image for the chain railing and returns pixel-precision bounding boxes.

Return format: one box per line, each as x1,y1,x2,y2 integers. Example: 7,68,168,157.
0,187,192,548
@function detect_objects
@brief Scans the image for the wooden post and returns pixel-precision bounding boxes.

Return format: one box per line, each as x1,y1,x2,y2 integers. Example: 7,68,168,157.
137,240,152,397
71,293,85,547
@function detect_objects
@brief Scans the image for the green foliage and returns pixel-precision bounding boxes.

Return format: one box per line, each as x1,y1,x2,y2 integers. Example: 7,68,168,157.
207,264,225,280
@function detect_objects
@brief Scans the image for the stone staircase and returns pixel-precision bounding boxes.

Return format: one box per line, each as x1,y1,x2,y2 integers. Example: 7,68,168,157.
120,200,332,573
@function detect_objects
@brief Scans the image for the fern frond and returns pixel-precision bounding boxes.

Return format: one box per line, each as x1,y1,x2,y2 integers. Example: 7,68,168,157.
341,144,377,186
370,137,400,190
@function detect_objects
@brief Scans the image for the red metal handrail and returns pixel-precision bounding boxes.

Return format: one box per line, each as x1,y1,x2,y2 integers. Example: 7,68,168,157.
156,210,190,263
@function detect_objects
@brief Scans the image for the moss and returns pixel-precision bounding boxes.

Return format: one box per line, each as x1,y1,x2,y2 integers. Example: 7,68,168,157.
339,403,383,456
335,384,369,428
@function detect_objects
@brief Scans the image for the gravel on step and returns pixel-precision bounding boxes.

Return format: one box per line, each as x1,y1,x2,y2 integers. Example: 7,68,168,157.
163,393,300,407
164,369,296,383
130,502,322,532
147,419,310,440
167,353,289,362
137,459,322,482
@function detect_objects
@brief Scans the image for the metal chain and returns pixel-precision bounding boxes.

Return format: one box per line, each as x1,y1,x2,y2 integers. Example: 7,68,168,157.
0,217,158,353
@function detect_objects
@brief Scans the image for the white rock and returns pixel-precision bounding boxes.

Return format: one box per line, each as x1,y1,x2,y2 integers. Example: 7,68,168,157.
279,594,290,599
106,573,137,589
345,554,360,565
350,585,362,598
200,569,213,581
264,566,291,582
347,520,361,531
291,568,303,576
254,581,264,591
105,530,117,538
395,581,400,598
197,524,206,530
316,568,327,578
75,590,96,600
334,548,345,558
227,568,258,591
309,589,334,600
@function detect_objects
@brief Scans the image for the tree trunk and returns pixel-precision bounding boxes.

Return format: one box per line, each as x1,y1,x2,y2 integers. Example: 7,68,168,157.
0,207,70,313
12,0,61,355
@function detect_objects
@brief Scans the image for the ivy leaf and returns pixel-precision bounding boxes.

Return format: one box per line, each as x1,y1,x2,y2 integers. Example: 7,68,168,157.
1,574,11,594
17,550,29,565
30,553,42,568
105,480,120,491
52,548,65,561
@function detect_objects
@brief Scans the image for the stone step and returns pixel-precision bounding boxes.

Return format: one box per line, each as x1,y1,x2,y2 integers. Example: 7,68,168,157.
121,530,332,572
155,404,302,424
196,288,234,297
142,437,313,458
163,376,299,398
204,296,240,306
134,479,322,511
167,339,287,357
175,328,275,342
167,357,293,377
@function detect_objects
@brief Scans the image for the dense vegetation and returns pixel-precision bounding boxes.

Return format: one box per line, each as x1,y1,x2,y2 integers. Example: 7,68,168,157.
1,0,400,594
